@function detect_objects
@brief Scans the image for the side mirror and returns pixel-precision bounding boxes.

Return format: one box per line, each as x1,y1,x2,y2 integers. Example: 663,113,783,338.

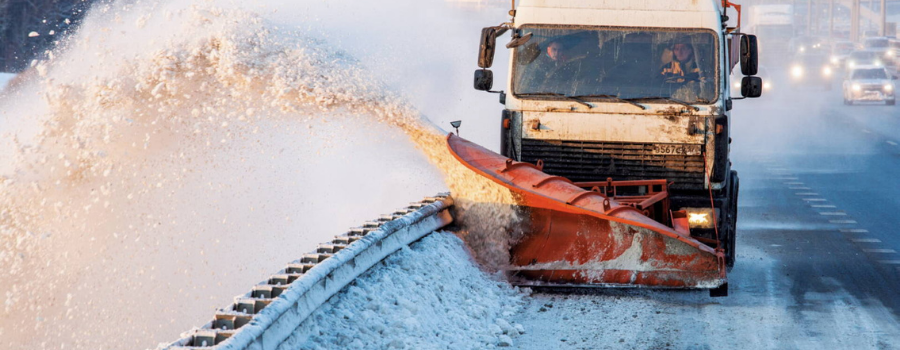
474,69,494,91
740,35,759,76
741,76,763,98
478,27,505,68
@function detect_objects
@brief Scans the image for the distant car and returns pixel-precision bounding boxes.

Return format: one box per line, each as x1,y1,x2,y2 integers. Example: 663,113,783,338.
842,66,896,105
863,36,895,66
845,50,884,70
830,41,856,67
789,36,829,55
789,53,833,89
732,66,771,94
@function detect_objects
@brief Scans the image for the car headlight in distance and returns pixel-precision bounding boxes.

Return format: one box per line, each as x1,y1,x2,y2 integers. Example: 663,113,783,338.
733,81,740,90
885,84,893,91
853,84,862,91
683,208,718,229
791,66,803,78
764,81,772,90
831,56,839,64
875,59,883,66
823,67,833,76
848,61,856,68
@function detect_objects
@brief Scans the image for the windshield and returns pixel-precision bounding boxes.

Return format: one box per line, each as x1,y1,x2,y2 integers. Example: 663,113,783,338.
796,54,828,65
866,38,889,48
834,43,854,54
512,26,719,104
850,51,876,60
852,68,888,80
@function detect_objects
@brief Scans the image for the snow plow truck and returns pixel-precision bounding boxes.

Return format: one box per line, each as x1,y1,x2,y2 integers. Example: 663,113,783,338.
453,0,763,297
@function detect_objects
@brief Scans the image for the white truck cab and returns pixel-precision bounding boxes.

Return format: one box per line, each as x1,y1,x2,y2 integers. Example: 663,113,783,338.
474,0,761,267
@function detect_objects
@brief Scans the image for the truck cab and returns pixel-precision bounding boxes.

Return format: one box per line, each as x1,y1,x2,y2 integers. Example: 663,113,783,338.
475,0,761,267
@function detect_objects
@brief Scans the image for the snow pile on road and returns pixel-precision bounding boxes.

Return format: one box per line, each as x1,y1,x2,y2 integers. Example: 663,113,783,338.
291,232,527,350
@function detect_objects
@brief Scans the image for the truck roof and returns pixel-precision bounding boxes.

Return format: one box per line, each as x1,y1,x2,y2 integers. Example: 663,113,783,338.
515,0,723,30
517,0,722,12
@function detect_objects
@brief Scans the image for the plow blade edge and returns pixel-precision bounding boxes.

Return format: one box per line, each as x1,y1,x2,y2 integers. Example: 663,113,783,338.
447,134,726,289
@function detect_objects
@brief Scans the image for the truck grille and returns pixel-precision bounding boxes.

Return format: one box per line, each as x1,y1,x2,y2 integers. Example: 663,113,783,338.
520,139,706,190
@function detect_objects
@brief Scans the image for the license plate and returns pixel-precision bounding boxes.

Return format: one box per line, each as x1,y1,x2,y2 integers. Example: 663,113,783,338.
652,144,702,156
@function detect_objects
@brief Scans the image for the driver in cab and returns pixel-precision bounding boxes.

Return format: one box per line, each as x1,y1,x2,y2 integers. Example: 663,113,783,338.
534,39,586,91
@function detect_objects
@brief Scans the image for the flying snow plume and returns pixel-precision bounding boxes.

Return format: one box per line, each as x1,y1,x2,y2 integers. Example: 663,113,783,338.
0,1,520,349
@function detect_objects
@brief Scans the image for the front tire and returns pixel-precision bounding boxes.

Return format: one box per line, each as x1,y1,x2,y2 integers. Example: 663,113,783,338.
724,171,739,269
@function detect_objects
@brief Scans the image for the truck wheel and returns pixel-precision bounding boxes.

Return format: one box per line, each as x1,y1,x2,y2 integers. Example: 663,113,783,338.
710,282,729,297
724,171,739,269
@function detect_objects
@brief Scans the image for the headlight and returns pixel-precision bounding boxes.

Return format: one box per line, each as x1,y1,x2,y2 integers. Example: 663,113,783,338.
800,47,806,52
683,208,718,229
823,67,833,76
848,61,856,68
888,51,896,57
733,81,740,89
831,56,839,64
764,82,772,90
791,66,804,78
875,60,883,66
853,84,862,91
885,84,893,91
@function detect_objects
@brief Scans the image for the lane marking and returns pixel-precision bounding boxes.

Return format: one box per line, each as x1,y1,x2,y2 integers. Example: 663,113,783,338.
785,182,804,185
863,129,872,134
804,198,828,202
779,177,800,180
888,141,898,146
852,238,882,243
840,229,869,233
818,212,847,216
796,192,820,196
811,205,837,208
768,168,789,172
790,187,812,190
863,249,897,253
829,219,858,224
879,260,900,264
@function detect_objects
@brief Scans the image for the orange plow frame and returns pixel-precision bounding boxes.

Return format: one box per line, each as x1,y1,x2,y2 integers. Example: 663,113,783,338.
447,134,726,290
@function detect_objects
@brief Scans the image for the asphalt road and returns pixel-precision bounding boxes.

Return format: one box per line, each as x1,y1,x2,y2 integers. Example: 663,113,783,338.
512,74,900,350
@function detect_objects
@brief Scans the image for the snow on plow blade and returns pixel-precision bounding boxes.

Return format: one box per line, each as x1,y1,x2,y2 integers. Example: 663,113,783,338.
447,134,726,290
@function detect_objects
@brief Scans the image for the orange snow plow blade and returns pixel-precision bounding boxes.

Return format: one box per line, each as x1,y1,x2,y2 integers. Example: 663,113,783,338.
447,134,726,290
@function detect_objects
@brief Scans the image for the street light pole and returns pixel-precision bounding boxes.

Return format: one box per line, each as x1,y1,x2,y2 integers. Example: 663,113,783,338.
851,0,860,42
829,0,834,39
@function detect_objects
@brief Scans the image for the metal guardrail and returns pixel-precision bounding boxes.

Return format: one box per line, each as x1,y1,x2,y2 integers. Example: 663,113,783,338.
160,194,453,350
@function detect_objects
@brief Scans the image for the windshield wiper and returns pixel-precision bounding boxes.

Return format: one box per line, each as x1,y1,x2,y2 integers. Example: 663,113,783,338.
570,94,648,110
516,92,593,108
624,96,700,111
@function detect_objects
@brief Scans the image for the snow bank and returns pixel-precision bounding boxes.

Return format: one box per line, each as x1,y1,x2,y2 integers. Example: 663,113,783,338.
288,231,527,350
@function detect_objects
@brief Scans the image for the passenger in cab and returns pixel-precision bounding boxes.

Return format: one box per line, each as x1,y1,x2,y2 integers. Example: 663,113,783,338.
660,39,702,84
